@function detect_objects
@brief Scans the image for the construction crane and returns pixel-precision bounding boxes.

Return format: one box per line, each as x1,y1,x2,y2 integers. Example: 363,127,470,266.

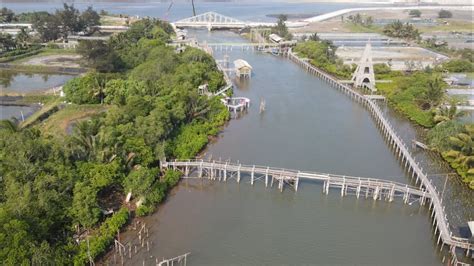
164,0,196,21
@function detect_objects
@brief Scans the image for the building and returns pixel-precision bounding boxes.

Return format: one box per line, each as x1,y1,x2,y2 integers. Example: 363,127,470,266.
234,59,252,79
269,34,283,44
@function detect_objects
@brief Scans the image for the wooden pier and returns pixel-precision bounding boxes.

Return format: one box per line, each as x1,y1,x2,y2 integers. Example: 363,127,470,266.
286,49,473,254
162,159,430,203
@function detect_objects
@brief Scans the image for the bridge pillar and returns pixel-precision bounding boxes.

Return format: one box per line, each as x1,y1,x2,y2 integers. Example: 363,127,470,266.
210,161,215,180
366,181,370,198
404,188,410,204
185,162,189,177
251,165,255,185
341,178,345,197
237,164,241,183
278,177,284,192
295,177,299,192
373,186,379,201
199,161,203,178
389,184,395,202
265,167,269,187
223,163,228,181
356,179,361,198
421,191,426,206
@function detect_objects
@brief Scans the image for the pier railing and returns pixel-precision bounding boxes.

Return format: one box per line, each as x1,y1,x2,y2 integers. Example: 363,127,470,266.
287,49,473,252
162,159,430,203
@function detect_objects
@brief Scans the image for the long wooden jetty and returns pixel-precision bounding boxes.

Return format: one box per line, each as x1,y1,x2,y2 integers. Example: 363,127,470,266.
162,159,430,204
286,49,472,253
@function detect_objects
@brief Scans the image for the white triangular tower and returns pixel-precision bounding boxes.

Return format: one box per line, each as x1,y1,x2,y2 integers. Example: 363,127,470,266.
352,42,376,91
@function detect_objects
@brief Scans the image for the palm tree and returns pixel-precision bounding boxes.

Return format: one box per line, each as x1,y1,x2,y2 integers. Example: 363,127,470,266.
422,75,445,109
434,99,468,124
443,125,474,187
16,28,29,49
70,120,102,160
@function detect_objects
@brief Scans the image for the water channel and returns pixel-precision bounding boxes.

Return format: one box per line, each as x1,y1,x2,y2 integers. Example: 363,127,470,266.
104,30,473,266
4,2,472,264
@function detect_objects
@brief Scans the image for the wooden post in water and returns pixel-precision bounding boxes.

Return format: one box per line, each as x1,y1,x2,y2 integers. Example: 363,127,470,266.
198,161,203,178
356,179,361,198
237,164,241,183
223,162,228,181
251,165,255,185
341,177,345,197
265,167,269,187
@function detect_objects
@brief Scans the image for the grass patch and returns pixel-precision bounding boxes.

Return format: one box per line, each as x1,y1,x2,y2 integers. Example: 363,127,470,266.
11,48,79,65
343,23,382,33
39,104,108,138
20,97,63,128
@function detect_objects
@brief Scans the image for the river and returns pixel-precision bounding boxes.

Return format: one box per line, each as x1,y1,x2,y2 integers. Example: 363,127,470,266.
101,30,473,266
5,2,472,265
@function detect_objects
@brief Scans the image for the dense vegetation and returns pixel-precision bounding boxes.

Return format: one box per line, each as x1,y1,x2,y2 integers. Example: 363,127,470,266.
0,5,100,49
383,20,420,41
377,72,446,127
409,10,422,18
0,17,229,264
293,40,354,79
438,10,453,19
428,123,474,188
271,15,293,40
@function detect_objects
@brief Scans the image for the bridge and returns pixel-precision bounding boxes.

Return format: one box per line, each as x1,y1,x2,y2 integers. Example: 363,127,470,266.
173,12,248,30
162,159,430,203
286,49,473,254
173,12,307,31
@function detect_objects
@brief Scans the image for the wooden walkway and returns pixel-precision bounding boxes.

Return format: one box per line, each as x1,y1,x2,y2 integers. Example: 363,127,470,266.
286,49,472,253
162,159,430,203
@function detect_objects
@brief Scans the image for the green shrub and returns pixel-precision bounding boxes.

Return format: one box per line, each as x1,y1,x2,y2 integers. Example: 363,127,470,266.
438,10,452,19
409,10,421,17
74,208,129,265
441,59,474,73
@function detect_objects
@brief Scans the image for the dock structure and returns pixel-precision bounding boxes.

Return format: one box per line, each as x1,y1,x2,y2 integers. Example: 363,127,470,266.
162,159,430,203
287,49,473,254
234,59,252,79
221,97,250,113
157,252,190,266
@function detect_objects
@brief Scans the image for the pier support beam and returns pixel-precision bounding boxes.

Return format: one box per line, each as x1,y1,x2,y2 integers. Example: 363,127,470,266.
237,164,241,183
265,167,269,187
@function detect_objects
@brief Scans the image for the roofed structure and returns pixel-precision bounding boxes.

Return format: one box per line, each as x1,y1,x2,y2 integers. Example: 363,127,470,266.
234,59,252,78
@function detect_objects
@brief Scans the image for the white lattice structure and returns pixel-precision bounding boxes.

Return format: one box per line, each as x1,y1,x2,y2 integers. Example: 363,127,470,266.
351,42,376,91
174,12,247,30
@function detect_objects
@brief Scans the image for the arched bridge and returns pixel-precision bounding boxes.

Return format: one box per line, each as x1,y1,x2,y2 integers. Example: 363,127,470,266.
173,12,277,30
173,12,247,30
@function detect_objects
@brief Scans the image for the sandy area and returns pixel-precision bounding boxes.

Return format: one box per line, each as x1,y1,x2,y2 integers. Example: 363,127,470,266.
293,9,473,33
20,54,82,68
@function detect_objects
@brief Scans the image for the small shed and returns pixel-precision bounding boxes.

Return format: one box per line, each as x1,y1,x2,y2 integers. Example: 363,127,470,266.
269,33,283,43
234,59,252,79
